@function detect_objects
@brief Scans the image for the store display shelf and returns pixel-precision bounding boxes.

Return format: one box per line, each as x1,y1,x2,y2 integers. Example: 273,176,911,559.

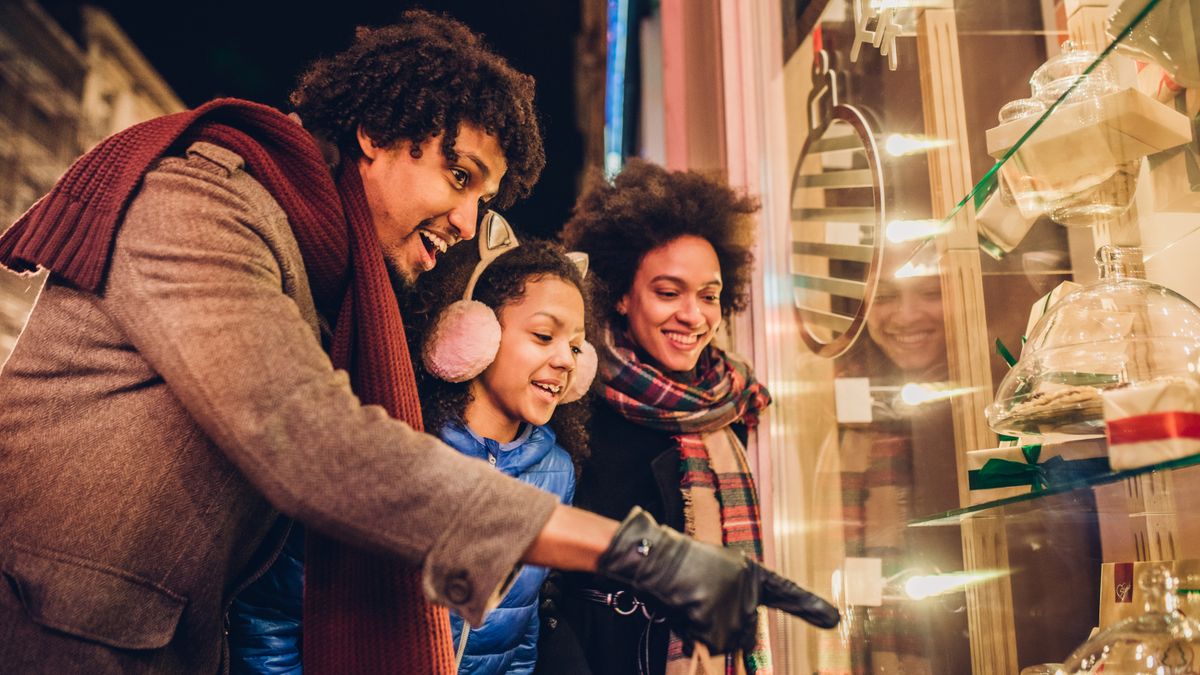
891,0,1183,271
909,449,1200,527
952,0,1163,228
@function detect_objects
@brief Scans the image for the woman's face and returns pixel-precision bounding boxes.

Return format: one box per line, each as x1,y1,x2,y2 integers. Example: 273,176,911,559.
866,276,946,374
619,235,723,373
468,276,586,440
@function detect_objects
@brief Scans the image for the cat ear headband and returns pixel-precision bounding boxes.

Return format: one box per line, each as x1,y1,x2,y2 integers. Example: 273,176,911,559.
421,211,597,403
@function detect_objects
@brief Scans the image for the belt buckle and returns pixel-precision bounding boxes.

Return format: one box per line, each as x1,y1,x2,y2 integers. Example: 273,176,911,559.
609,590,641,616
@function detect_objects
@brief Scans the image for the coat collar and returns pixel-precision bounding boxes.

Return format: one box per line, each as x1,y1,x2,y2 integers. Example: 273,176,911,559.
440,421,558,478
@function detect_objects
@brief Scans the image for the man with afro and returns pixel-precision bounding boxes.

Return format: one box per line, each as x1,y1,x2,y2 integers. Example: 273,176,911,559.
0,10,836,675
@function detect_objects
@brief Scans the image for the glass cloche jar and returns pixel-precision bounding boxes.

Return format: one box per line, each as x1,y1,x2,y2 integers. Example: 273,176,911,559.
987,246,1200,437
992,41,1140,227
1059,565,1200,674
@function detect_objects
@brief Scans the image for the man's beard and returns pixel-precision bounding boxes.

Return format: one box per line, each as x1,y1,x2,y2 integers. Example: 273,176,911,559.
384,254,416,297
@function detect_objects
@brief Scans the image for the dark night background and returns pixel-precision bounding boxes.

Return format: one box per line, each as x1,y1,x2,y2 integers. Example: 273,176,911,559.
42,0,586,239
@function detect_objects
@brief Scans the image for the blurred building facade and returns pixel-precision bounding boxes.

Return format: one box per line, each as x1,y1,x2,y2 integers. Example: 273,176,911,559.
0,1,182,364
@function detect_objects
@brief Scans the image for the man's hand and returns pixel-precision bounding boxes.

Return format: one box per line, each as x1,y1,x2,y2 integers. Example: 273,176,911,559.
595,507,839,654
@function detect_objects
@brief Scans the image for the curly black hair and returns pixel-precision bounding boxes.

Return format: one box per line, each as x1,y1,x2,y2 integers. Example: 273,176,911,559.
560,159,760,330
289,10,545,209
405,236,595,468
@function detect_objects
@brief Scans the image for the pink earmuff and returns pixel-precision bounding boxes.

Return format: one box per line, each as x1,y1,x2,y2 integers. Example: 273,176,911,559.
560,340,597,404
422,299,502,383
421,211,597,400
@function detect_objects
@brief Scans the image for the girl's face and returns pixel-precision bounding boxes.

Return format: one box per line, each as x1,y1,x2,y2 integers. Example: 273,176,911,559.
467,276,586,441
618,235,723,373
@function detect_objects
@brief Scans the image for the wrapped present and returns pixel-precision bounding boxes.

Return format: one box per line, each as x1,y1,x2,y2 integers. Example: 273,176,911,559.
966,438,1110,505
1102,378,1200,470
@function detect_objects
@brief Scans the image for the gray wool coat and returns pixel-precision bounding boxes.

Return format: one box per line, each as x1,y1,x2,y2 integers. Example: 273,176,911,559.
0,142,557,674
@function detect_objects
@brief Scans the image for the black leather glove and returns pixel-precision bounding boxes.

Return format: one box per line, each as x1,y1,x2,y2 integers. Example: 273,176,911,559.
595,507,839,654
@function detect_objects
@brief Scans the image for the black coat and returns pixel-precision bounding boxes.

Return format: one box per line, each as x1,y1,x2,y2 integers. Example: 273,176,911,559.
535,400,746,675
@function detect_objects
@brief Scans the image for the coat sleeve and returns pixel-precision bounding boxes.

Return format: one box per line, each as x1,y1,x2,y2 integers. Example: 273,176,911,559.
99,151,556,624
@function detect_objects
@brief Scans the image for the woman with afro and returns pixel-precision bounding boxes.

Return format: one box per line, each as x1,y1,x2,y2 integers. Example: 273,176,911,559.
542,159,774,675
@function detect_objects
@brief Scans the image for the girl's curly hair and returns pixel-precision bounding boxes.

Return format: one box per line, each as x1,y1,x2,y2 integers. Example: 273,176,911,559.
560,159,760,330
289,9,545,209
405,237,595,468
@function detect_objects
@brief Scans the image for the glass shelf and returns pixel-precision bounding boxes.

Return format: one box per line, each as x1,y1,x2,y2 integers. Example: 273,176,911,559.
773,2,1200,672
911,450,1200,527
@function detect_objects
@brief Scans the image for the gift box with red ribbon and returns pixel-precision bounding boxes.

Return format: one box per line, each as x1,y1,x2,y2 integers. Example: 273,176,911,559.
1102,378,1200,470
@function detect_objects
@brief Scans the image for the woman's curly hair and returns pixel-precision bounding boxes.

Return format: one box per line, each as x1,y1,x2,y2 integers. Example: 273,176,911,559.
289,9,545,209
405,237,595,468
561,159,761,330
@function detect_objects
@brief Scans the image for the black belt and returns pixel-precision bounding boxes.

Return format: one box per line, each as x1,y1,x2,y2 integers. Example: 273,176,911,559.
577,588,666,622
577,588,667,675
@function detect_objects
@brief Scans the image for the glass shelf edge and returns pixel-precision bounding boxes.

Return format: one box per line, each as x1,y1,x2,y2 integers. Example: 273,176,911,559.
908,449,1200,527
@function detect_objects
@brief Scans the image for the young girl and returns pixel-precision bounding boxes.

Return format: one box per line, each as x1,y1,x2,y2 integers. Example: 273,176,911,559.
409,212,595,675
227,212,595,675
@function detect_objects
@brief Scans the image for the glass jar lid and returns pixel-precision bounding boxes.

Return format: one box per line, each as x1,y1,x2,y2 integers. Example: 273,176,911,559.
1029,41,1120,105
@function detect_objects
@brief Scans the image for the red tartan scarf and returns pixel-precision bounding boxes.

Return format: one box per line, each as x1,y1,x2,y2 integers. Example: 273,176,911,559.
597,330,773,674
0,99,455,674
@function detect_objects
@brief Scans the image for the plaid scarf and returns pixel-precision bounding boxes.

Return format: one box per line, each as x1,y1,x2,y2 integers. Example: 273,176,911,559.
0,99,454,674
597,330,773,675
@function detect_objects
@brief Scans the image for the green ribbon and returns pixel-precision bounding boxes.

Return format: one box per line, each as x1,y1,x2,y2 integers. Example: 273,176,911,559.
971,445,1112,494
971,444,1059,492
995,338,1018,368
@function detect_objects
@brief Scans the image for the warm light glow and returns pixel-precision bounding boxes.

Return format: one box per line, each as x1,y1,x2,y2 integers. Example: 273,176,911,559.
903,570,1007,599
899,382,977,406
884,133,953,157
894,260,939,278
886,219,948,243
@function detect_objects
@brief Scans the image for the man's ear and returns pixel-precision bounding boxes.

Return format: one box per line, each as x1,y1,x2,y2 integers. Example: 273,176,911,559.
356,126,379,161
616,296,628,315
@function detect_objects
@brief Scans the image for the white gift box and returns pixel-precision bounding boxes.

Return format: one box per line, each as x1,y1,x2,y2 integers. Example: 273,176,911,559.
966,438,1108,505
1102,378,1200,470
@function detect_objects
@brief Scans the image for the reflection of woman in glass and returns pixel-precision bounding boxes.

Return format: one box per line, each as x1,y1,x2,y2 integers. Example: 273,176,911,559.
836,261,965,675
866,274,946,381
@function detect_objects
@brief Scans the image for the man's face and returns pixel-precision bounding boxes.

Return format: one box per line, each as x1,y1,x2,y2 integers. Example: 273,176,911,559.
357,124,508,286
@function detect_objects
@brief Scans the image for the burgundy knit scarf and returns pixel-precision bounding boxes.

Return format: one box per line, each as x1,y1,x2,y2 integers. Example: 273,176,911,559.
0,99,455,674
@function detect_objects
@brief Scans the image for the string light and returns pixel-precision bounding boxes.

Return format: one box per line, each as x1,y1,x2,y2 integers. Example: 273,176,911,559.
886,219,948,243
884,133,954,157
903,570,1008,599
899,382,977,405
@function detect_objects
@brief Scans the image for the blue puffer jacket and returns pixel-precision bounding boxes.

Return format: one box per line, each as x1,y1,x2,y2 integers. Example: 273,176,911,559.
226,422,574,675
442,422,575,675
228,525,304,674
